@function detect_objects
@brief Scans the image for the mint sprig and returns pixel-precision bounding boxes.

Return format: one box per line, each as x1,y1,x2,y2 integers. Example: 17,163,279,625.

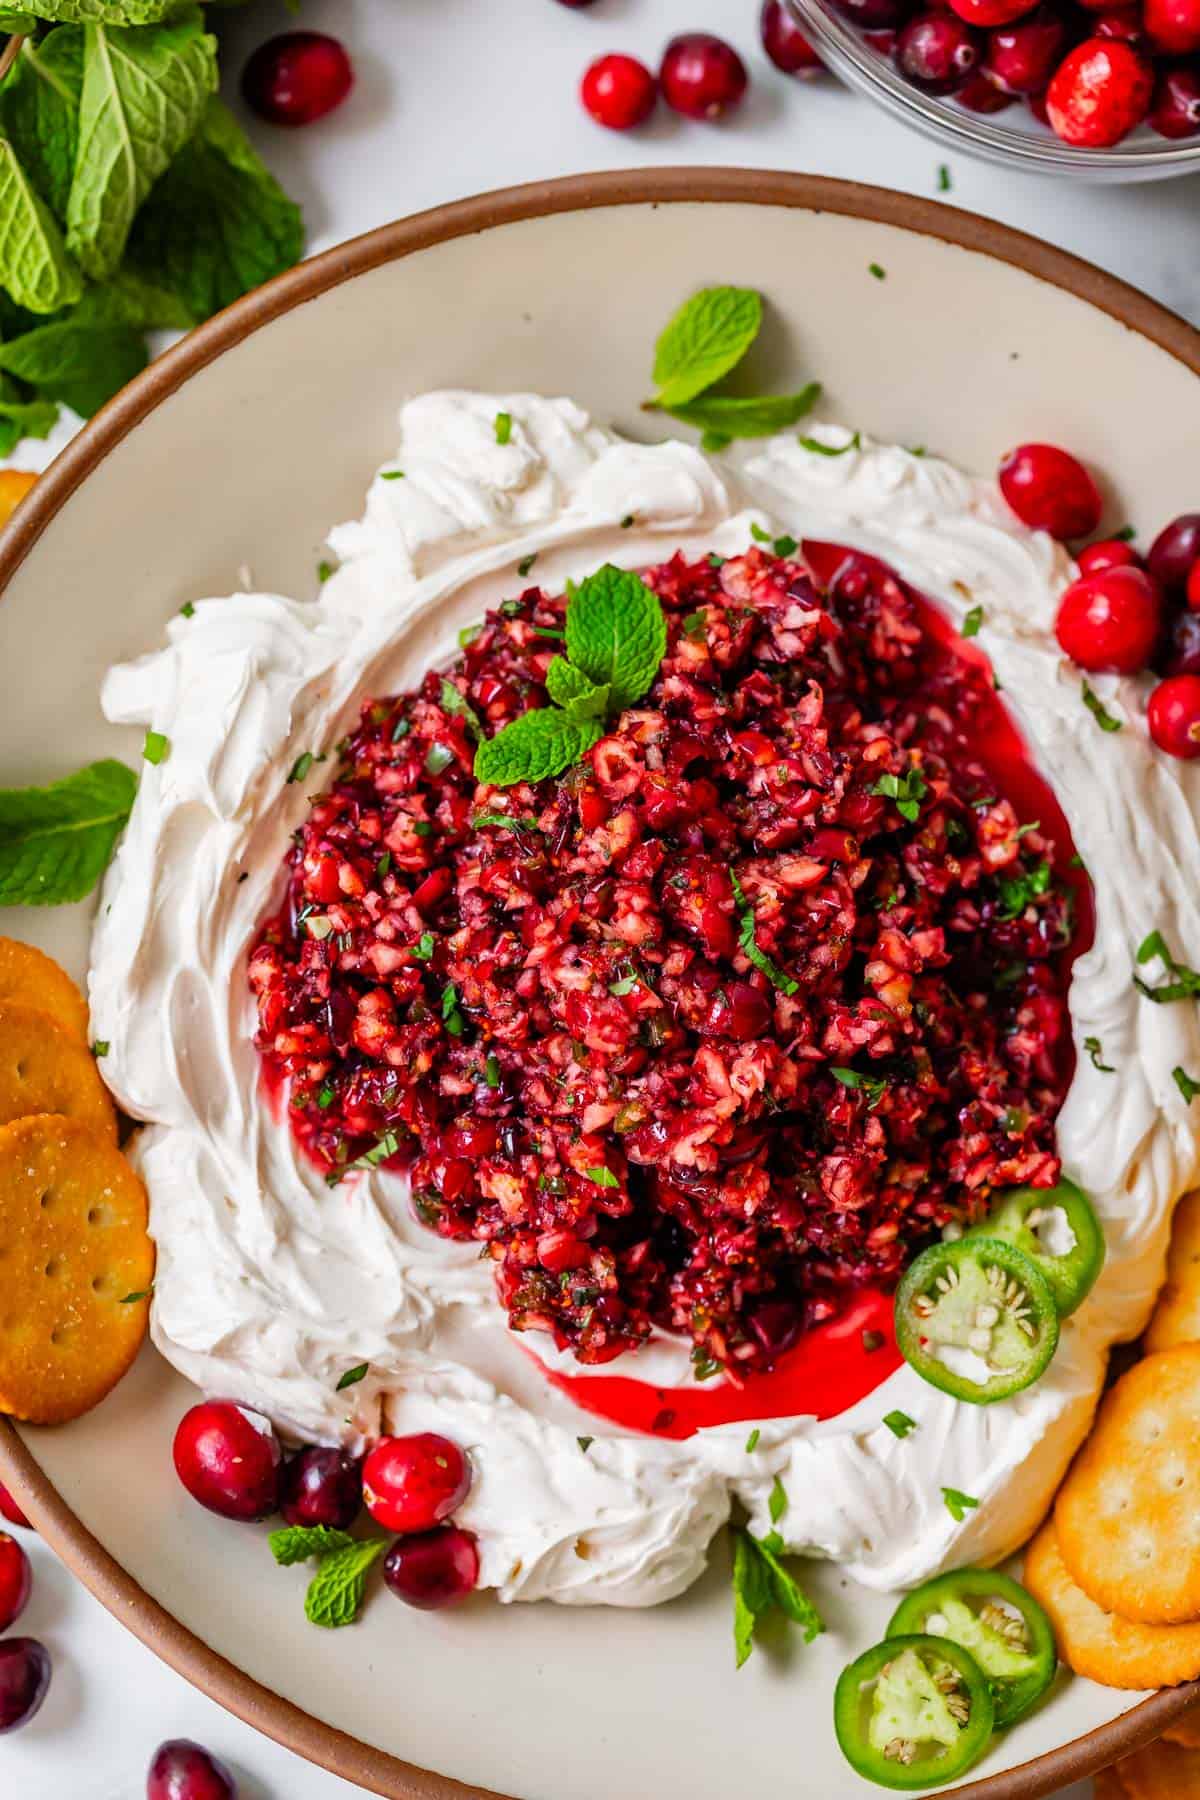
663,384,821,444
269,1524,356,1567
650,285,763,411
0,757,135,905
731,1526,824,1668
474,707,603,789
544,655,610,719
304,1537,387,1629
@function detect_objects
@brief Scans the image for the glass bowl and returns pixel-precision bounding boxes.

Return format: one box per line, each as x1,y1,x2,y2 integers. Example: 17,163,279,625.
786,0,1200,180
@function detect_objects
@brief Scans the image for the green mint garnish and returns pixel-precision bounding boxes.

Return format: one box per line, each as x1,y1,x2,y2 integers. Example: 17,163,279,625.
830,1066,888,1107
750,521,771,544
413,932,435,961
1084,1036,1115,1073
745,1428,760,1453
1082,680,1122,733
585,1164,619,1188
143,730,169,766
870,767,927,825
884,1410,916,1439
517,553,537,578
317,561,334,583
545,656,611,720
494,410,512,446
648,285,763,411
474,708,602,789
1175,1067,1200,1104
730,869,798,996
1134,931,1200,1004
179,601,195,618
472,812,541,836
681,610,708,641
336,1363,369,1391
439,677,484,741
773,533,798,558
269,1524,356,1566
868,263,886,280
577,1435,594,1452
997,860,1052,920
1113,525,1136,543
424,742,454,777
325,1131,400,1187
662,383,822,444
0,759,137,908
91,1040,110,1057
565,564,667,712
458,623,482,650
442,982,465,1036
798,430,861,457
317,1084,336,1109
304,1538,387,1629
287,751,317,784
381,469,405,481
937,164,952,192
768,1475,788,1525
120,1288,151,1304
621,514,635,529
485,1053,501,1089
961,605,983,638
731,1527,823,1669
376,854,392,881
942,1486,980,1522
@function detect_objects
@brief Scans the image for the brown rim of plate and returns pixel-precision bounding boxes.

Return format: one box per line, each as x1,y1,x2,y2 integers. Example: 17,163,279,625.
0,167,1197,1799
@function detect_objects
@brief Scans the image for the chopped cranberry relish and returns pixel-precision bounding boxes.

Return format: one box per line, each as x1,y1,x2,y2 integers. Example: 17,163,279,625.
250,545,1076,1378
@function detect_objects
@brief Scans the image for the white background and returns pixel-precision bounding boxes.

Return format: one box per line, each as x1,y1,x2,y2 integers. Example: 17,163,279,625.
14,0,1194,1788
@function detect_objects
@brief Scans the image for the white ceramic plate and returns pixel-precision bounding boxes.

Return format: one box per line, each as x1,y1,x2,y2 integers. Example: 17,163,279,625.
1,172,1197,1800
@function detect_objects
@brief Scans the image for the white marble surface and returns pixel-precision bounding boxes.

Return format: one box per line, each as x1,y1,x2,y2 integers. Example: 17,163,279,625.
15,0,1194,1787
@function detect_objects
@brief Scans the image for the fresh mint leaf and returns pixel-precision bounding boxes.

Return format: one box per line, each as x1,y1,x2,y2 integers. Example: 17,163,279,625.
75,264,194,329
269,1524,356,1567
494,409,512,445
942,1486,979,1522
1135,934,1200,1003
302,1538,386,1628
731,1526,771,1668
126,96,303,322
754,1534,823,1641
544,655,610,719
0,310,147,414
2,28,83,220
871,767,928,825
0,135,82,313
651,285,762,411
996,860,1052,921
438,676,484,742
17,1,194,20
1084,1035,1114,1073
564,563,666,713
830,1066,887,1107
663,383,822,442
585,1164,619,1188
768,1475,788,1525
730,869,798,996
961,605,983,638
798,430,861,457
1082,680,1122,733
336,1362,369,1391
66,11,218,280
474,707,602,788
0,757,135,906
1175,1066,1200,1104
884,1410,916,1438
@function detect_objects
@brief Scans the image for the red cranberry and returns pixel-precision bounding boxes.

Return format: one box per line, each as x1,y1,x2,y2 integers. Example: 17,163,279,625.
946,0,1037,27
1055,567,1162,673
1093,9,1144,39
1157,603,1200,675
749,1300,803,1358
555,0,597,7
760,0,824,72
982,8,1065,90
580,53,657,130
897,13,982,89
0,1484,30,1530
241,32,353,127
1151,65,1200,134
1078,537,1141,574
1188,560,1200,612
0,1534,30,1631
1149,675,1200,758
703,980,774,1040
1045,40,1153,145
172,1401,281,1523
382,1525,479,1609
998,443,1103,540
959,69,1019,105
279,1446,362,1531
362,1433,470,1533
1144,0,1200,50
660,33,748,118
0,1638,49,1733
833,0,913,27
1149,515,1200,591
147,1739,237,1800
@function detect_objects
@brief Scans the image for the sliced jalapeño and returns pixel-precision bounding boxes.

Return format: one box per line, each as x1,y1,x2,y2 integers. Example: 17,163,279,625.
834,1633,994,1790
894,1236,1059,1403
971,1177,1104,1317
887,1567,1057,1729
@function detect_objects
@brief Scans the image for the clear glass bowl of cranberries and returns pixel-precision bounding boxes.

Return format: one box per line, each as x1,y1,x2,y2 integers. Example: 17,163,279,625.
786,0,1200,176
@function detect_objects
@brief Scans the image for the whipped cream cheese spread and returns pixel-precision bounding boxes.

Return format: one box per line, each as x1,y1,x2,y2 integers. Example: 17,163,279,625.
89,392,1200,1606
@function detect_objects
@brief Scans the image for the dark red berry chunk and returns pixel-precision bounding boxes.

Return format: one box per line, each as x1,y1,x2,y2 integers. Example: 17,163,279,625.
147,1739,238,1800
998,443,1103,540
241,31,353,127
382,1524,480,1609
580,53,657,129
362,1433,470,1534
172,1401,281,1522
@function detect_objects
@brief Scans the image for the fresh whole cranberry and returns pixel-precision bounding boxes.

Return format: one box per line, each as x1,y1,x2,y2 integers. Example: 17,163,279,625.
1188,559,1200,611
959,69,1019,105
1149,675,1200,758
1149,515,1200,590
147,1739,237,1800
172,1401,281,1522
1150,64,1200,134
1055,566,1162,673
0,1638,49,1733
1078,537,1142,574
0,1534,31,1632
240,32,354,127
362,1433,470,1533
982,8,1065,91
1144,0,1200,50
760,0,824,72
1093,9,1144,39
382,1525,479,1609
579,53,657,130
998,443,1103,540
833,0,913,27
0,1483,30,1530
1045,39,1154,145
279,1446,362,1531
660,33,749,118
946,0,1037,28
897,12,982,89
1157,603,1200,675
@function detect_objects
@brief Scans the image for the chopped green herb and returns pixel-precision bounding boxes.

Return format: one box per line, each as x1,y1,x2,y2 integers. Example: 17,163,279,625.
731,1526,824,1668
1134,932,1200,1004
269,1524,356,1567
942,1486,979,1522
830,1066,888,1107
120,1288,151,1304
457,623,483,650
413,932,435,961
336,1363,369,1391
494,410,513,446
768,1475,789,1524
91,1040,110,1058
1112,525,1136,543
577,1435,594,1452
692,1351,722,1381
424,742,455,777
937,164,952,192
585,1165,620,1189
306,916,333,941
380,469,405,481
997,860,1052,920
750,521,772,544
773,533,798,558
142,730,169,766
745,1428,761,1453
325,1131,400,1187
530,625,565,639
884,1410,916,1439
1084,1036,1115,1073
485,1053,501,1090
1175,1066,1200,1105
390,714,411,742
439,678,484,742
517,553,537,578
961,604,984,637
288,751,317,784
317,1084,336,1110
681,610,708,641
798,430,861,457
180,601,195,618
304,1538,386,1629
1082,680,1122,733
730,869,799,996
471,812,541,836
870,766,928,825
376,853,392,880
868,262,886,280
442,982,465,1036
708,553,725,569
317,560,335,583
621,513,635,529
608,971,639,997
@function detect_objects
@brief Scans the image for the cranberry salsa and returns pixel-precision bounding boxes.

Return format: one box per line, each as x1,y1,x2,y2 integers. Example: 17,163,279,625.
250,540,1081,1384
